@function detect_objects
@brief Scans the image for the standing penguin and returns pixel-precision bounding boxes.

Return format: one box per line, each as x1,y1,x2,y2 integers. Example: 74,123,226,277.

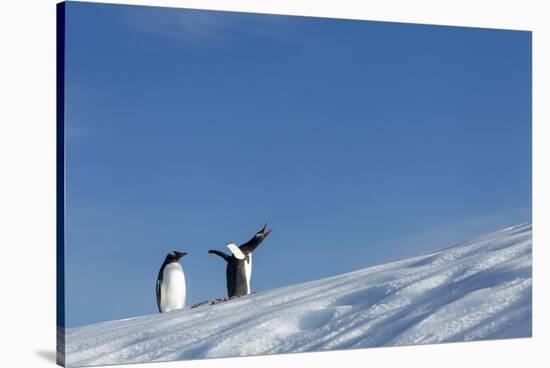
156,251,188,313
209,224,272,298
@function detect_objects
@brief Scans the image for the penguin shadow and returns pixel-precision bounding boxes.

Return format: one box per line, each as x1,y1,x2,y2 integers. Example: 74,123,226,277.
34,350,57,364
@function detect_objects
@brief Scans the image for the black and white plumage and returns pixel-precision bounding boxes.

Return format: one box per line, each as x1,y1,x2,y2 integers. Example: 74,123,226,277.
208,224,272,298
156,251,188,313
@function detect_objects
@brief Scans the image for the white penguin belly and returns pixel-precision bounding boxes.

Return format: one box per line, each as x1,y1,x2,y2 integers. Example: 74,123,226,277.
245,254,252,294
160,263,186,312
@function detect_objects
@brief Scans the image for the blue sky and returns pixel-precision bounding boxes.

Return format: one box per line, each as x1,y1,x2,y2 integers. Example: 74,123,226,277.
64,2,531,327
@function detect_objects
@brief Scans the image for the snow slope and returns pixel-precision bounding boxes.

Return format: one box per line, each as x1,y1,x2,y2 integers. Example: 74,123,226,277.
64,224,532,367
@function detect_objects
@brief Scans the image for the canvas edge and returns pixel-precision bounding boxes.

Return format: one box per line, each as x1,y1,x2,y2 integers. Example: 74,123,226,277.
56,1,67,367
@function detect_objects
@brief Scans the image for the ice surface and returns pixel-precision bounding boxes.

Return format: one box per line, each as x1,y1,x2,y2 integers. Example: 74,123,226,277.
64,224,532,367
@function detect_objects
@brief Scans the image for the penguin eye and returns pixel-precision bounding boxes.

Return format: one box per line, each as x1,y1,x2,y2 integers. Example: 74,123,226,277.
256,233,264,238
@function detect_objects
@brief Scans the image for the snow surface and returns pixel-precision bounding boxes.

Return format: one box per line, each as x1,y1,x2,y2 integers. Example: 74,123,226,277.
64,224,532,367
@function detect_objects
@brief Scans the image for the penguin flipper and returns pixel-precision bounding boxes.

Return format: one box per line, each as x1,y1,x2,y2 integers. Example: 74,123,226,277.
208,250,230,262
156,274,162,313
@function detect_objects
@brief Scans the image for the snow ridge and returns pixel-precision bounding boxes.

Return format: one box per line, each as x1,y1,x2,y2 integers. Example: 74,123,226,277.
65,224,532,367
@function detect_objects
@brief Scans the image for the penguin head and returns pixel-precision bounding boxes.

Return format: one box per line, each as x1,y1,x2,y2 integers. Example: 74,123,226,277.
254,223,272,240
165,251,188,263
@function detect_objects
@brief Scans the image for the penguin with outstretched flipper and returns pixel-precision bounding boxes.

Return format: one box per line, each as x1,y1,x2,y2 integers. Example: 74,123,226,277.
209,224,272,298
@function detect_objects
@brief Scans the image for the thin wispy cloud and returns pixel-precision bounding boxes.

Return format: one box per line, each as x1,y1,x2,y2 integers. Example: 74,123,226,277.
374,208,532,261
123,6,293,44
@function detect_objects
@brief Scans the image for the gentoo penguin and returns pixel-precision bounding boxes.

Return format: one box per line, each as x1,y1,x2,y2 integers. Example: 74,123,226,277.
209,224,272,298
156,251,188,313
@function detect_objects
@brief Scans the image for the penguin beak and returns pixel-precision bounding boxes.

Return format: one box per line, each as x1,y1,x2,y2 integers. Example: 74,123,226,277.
261,223,272,237
174,251,188,259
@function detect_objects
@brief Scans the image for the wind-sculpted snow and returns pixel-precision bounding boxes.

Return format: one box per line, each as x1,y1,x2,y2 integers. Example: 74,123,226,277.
64,224,532,367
